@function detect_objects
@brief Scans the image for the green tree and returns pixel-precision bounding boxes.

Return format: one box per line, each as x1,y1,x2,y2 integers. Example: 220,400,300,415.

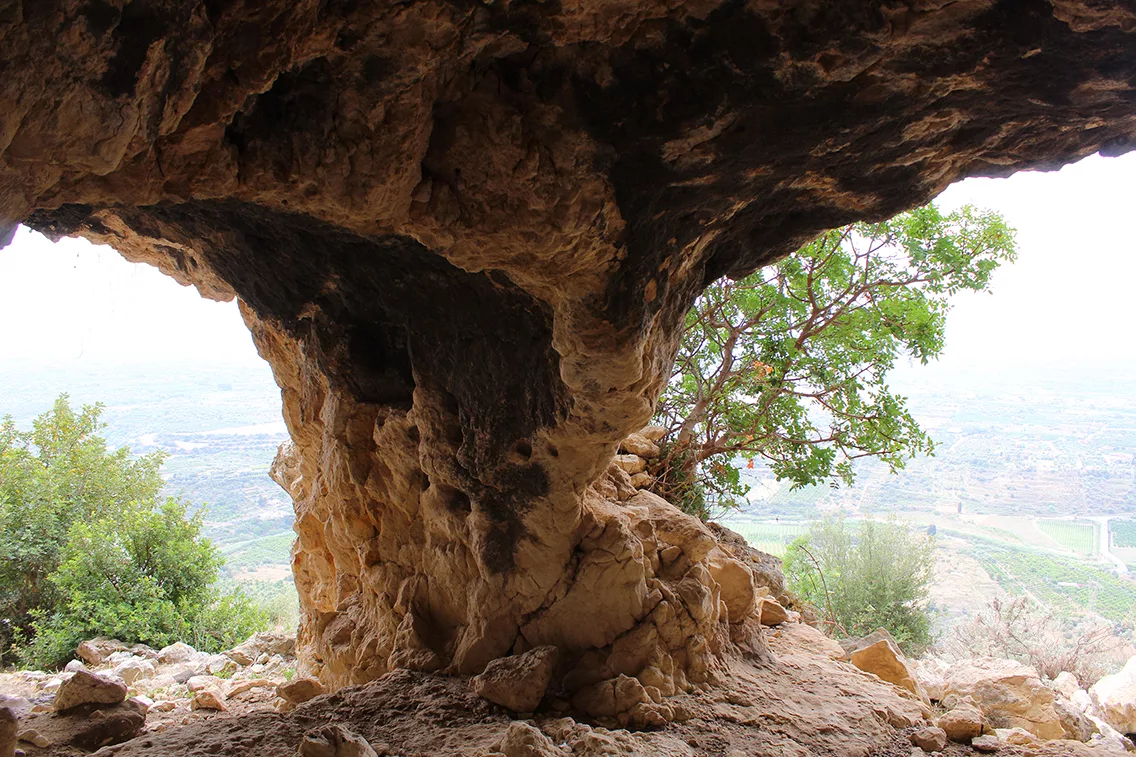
0,396,268,667
0,396,165,654
651,204,1016,518
783,515,935,652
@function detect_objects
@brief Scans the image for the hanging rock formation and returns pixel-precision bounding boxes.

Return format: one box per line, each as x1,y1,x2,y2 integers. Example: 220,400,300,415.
4,0,1136,724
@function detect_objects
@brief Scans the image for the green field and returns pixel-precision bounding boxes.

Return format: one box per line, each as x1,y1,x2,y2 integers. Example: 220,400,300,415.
968,539,1136,623
1037,519,1097,555
1112,519,1136,549
721,521,808,556
221,531,295,571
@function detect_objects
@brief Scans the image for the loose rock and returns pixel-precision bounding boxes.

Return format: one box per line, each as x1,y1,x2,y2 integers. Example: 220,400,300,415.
758,598,789,626
620,433,660,458
472,646,558,713
846,629,925,700
298,725,378,757
278,678,327,705
971,734,1000,752
190,689,228,712
939,658,1063,739
1089,655,1136,734
910,726,947,752
937,700,984,743
53,670,127,713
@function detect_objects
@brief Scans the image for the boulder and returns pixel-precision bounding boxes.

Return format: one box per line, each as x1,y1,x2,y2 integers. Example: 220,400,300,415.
16,728,50,748
53,670,127,712
190,689,228,711
620,433,660,459
914,658,951,702
995,727,1036,745
705,522,788,601
186,675,221,693
298,725,378,757
971,735,1000,752
76,638,129,666
278,677,327,705
940,658,1063,739
112,656,156,685
1054,694,1097,742
0,697,30,720
910,726,947,752
758,598,789,626
494,721,562,757
0,707,16,757
613,454,646,475
1053,672,1081,701
937,700,984,743
472,646,558,713
19,699,146,752
629,472,653,489
158,642,199,665
224,632,296,666
638,426,667,443
707,547,757,623
1089,655,1136,735
846,628,925,700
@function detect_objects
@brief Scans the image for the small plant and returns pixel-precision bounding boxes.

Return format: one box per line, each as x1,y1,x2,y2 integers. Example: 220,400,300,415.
282,667,296,681
214,667,235,680
935,596,1128,685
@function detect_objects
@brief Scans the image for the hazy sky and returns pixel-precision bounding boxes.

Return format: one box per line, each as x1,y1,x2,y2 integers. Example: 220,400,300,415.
1,150,1134,371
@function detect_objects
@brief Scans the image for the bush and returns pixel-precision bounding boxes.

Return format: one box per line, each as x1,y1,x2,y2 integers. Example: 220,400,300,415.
1,397,271,668
18,499,268,669
784,514,935,653
935,597,1129,685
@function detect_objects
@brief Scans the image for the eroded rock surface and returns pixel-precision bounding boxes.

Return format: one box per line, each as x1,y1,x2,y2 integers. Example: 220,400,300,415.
4,0,1136,722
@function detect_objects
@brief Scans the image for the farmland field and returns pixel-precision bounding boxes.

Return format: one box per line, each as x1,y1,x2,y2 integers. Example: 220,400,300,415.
1112,519,1136,549
968,539,1136,623
721,521,808,556
1037,519,1098,555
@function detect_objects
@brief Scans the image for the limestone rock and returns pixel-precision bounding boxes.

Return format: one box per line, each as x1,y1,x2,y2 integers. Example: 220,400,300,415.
158,642,199,665
758,598,789,626
225,632,296,666
0,707,15,757
1089,655,1136,735
53,670,127,712
5,0,1136,714
472,646,558,713
996,727,1037,745
846,629,925,700
613,454,647,475
638,427,668,443
911,726,947,753
937,701,984,743
16,728,49,748
112,656,156,685
629,472,653,489
620,433,660,459
494,721,561,757
705,523,788,601
1054,694,1097,742
1053,672,1081,701
707,548,757,624
971,735,1000,752
278,678,327,705
19,700,146,752
76,638,128,667
299,725,378,757
940,658,1063,739
191,689,228,712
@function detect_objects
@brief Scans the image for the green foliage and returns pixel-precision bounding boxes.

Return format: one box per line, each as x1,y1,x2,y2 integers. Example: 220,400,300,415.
1037,519,1097,555
0,396,166,657
1,396,270,668
1111,519,1136,549
966,536,1136,625
653,204,1016,516
784,515,935,653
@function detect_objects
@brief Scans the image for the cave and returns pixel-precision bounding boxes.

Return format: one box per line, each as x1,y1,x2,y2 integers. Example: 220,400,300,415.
4,0,1136,753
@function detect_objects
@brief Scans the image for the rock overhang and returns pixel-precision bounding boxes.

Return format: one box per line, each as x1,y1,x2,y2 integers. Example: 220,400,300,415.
4,0,1136,708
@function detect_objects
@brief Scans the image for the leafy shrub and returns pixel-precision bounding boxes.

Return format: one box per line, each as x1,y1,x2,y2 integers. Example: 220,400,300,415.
1,397,272,668
18,498,267,669
784,514,935,653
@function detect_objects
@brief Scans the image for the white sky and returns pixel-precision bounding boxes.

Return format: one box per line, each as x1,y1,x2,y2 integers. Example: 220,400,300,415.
0,150,1134,370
